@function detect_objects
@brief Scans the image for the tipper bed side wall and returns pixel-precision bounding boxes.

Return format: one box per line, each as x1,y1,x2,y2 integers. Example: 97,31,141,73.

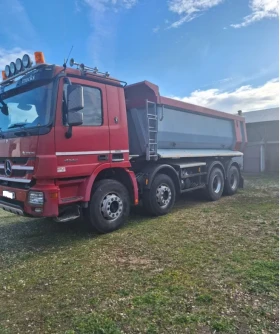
125,81,246,159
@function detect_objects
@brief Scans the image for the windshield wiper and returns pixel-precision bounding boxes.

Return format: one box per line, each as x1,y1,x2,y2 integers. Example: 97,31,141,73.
14,129,28,137
8,122,27,129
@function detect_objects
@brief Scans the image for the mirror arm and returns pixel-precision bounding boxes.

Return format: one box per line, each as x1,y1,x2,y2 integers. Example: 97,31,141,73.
64,78,73,139
65,125,73,139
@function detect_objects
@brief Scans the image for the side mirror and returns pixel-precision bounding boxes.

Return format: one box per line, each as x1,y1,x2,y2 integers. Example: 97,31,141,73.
0,103,9,116
67,85,84,112
68,111,83,126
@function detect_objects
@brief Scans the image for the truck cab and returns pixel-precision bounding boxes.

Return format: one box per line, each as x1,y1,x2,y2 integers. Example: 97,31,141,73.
0,53,138,232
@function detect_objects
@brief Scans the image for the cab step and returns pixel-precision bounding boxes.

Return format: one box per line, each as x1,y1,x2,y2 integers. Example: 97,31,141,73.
54,205,80,222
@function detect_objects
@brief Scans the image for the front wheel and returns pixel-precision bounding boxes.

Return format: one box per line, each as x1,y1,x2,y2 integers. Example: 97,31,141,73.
85,179,130,233
143,174,176,216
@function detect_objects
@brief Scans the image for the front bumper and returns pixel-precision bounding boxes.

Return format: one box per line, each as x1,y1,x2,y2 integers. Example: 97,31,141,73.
0,184,60,217
0,200,24,215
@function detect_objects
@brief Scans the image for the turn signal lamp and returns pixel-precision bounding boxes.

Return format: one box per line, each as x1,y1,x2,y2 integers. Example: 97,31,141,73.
50,192,58,199
1,71,7,80
34,51,45,64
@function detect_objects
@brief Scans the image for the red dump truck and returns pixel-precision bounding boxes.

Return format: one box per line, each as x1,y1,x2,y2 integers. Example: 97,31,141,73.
0,52,247,233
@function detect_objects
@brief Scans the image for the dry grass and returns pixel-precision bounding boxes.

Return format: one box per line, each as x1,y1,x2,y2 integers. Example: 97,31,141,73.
0,174,278,333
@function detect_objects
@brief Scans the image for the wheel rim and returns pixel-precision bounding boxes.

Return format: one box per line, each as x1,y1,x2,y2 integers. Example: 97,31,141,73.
230,172,238,190
156,183,172,208
100,193,123,221
213,175,222,194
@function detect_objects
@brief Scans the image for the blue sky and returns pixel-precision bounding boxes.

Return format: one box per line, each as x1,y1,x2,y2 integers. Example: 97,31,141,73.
0,0,278,113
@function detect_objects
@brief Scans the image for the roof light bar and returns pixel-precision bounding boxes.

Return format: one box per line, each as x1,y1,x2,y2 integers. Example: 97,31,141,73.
1,51,45,81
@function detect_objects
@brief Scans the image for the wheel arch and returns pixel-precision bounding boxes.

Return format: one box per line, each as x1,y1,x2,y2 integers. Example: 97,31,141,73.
83,166,138,204
223,159,242,178
230,161,241,174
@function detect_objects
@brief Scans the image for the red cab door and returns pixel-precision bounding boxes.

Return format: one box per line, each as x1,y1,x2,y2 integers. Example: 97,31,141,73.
54,77,110,179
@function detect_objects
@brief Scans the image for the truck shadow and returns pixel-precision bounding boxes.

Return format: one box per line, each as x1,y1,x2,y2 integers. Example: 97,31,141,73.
0,190,210,268
132,190,208,216
0,215,94,269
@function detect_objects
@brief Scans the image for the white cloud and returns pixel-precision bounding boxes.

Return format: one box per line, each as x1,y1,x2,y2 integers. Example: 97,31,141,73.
74,0,82,12
153,26,160,33
0,48,33,70
168,0,223,28
119,0,137,9
231,0,279,28
83,0,137,11
170,78,279,113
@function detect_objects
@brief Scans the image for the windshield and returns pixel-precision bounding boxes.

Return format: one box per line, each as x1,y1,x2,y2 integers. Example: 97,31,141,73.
0,82,53,132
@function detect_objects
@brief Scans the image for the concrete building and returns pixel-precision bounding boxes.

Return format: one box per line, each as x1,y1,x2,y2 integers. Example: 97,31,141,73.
243,108,279,173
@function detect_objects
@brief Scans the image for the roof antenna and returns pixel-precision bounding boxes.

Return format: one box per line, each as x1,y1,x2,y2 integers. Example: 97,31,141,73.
63,45,74,69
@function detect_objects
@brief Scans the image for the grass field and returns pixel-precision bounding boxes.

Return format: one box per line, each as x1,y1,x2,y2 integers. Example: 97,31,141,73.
0,174,278,334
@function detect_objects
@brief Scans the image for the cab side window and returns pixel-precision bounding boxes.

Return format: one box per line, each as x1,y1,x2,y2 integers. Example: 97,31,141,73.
82,86,102,126
63,84,103,126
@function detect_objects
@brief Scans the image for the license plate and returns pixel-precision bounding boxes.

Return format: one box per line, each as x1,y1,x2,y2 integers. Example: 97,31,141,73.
3,191,15,199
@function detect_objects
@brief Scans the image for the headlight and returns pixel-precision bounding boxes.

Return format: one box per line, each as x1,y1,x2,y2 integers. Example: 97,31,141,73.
5,65,11,78
28,191,44,205
10,62,16,75
22,54,31,68
16,58,23,72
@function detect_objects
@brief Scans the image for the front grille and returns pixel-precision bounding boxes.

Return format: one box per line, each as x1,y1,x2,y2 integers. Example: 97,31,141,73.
0,157,29,164
0,169,29,177
0,179,35,189
0,157,34,188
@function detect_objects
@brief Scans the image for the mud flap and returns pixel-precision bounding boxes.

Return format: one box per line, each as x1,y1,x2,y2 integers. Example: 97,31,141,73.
239,176,244,188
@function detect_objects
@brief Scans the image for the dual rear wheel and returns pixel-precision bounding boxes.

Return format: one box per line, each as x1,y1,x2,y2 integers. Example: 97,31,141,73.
206,165,240,201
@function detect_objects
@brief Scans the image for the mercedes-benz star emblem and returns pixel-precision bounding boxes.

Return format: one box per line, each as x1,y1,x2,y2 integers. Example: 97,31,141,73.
4,160,12,177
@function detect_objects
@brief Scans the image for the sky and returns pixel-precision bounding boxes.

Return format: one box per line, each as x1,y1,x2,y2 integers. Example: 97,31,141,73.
0,0,279,113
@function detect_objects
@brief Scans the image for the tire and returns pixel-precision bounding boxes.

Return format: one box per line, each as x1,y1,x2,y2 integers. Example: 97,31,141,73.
143,174,176,216
224,165,240,195
205,167,224,201
85,179,130,233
